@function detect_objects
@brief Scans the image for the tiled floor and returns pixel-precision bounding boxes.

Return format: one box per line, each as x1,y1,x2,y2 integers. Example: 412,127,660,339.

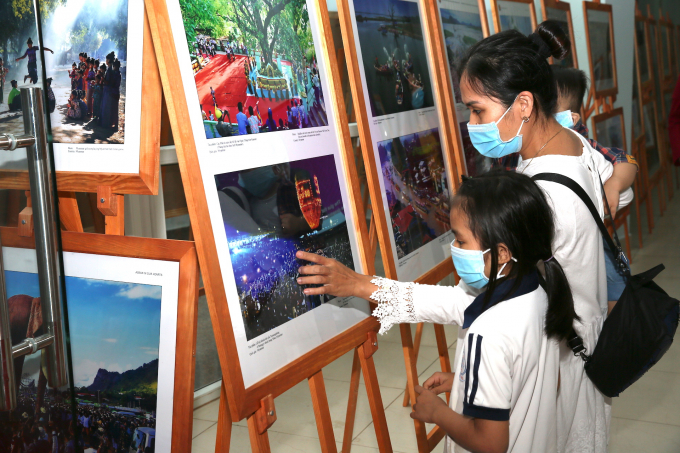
192,185,680,452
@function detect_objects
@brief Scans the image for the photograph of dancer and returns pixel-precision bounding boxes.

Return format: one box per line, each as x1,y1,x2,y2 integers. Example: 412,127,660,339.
2,270,163,453
214,155,355,341
179,0,328,139
353,0,435,117
377,128,451,259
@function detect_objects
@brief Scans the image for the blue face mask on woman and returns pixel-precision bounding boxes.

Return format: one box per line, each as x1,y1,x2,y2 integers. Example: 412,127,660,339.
467,98,528,159
554,110,574,128
238,166,279,198
450,241,516,289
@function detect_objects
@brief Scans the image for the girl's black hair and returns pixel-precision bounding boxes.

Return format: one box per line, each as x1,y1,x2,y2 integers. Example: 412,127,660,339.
452,170,579,341
458,20,570,121
551,64,589,113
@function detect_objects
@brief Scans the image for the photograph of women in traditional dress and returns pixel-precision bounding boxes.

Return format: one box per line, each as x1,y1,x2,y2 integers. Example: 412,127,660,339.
353,0,435,117
498,1,533,36
178,0,327,139
214,154,355,341
2,270,162,452
587,9,615,92
377,127,451,259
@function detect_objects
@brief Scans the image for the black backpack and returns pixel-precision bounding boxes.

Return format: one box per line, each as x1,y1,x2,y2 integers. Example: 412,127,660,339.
533,172,680,398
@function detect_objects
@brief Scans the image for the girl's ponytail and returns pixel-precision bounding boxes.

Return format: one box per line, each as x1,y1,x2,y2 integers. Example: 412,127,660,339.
542,256,579,341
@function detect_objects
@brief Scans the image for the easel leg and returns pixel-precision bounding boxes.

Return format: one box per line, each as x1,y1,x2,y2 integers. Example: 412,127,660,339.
403,322,424,407
247,414,271,453
104,195,125,235
358,338,393,453
399,323,429,452
309,370,338,453
433,324,452,403
342,349,362,453
215,381,232,453
57,192,83,232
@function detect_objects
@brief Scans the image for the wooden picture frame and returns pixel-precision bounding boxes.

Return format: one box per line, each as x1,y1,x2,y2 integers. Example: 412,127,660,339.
0,10,161,196
490,0,538,36
540,0,578,68
0,228,199,452
583,1,618,99
634,5,654,96
146,0,395,451
641,98,666,211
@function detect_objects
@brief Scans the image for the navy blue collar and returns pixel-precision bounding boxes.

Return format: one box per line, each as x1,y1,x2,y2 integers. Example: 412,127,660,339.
462,270,540,329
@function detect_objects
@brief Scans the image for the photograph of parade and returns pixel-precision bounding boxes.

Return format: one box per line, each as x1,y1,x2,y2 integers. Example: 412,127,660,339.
498,1,533,36
353,0,435,117
0,0,130,144
377,128,451,259
178,0,328,139
587,10,614,92
440,5,484,119
214,155,355,341
1,270,163,452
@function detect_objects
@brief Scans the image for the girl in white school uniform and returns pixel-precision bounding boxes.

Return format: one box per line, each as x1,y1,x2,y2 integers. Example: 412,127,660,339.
456,22,612,452
296,170,578,453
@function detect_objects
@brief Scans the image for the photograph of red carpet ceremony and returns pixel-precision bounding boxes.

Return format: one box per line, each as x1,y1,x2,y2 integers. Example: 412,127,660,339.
179,0,328,139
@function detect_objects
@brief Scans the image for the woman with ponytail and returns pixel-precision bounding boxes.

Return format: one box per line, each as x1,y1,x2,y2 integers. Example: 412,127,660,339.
457,21,612,452
296,170,575,452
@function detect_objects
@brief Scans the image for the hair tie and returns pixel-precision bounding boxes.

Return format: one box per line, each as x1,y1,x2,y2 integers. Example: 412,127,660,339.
544,256,554,263
528,33,552,59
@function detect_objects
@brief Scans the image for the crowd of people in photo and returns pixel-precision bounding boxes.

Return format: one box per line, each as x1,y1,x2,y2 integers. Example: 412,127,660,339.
65,51,122,129
375,47,426,109
0,392,155,453
234,228,354,339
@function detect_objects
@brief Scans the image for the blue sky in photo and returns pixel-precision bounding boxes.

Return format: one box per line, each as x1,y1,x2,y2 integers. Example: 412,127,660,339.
5,271,163,387
354,0,420,18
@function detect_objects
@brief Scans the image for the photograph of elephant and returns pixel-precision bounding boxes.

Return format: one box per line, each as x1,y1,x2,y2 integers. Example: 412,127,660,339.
2,270,161,453
353,0,435,117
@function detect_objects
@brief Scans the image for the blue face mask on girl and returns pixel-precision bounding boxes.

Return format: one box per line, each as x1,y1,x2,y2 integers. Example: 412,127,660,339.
554,110,574,128
467,97,528,159
450,241,516,289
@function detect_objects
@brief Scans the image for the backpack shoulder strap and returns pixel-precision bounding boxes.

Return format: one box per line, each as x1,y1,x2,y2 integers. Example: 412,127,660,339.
531,172,628,275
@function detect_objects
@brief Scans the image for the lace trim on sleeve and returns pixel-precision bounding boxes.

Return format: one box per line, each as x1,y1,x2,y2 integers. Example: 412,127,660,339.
370,277,418,335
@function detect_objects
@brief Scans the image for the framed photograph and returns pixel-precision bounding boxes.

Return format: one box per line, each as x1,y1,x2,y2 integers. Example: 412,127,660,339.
632,92,642,140
0,1,160,194
642,101,660,175
343,0,454,280
634,16,651,86
592,107,626,151
1,230,198,452
648,20,659,78
438,0,490,176
541,0,578,68
491,0,537,37
583,2,618,97
659,17,672,79
165,0,372,388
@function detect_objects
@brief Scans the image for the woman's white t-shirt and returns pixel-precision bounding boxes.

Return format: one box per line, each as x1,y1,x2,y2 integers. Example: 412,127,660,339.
517,130,611,453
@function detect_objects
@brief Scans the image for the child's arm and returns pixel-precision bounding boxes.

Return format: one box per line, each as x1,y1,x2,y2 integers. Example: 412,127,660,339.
603,162,636,218
412,386,509,453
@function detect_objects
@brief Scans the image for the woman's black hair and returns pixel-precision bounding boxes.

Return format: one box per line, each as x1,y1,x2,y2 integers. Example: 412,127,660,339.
458,20,571,120
451,170,579,341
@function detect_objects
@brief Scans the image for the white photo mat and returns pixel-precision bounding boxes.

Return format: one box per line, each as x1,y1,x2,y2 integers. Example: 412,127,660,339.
2,247,179,453
166,0,370,388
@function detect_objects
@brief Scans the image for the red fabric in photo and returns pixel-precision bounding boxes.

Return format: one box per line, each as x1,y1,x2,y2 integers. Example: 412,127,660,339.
194,54,296,126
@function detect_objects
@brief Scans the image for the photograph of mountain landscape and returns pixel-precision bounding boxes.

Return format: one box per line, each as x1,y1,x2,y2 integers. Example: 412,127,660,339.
3,269,162,451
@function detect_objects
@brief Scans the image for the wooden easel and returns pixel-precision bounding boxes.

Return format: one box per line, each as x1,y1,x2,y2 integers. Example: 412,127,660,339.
335,0,474,450
146,0,394,451
0,6,199,451
657,9,676,197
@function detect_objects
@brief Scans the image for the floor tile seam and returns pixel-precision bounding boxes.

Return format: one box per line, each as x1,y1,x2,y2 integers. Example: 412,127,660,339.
192,421,217,439
612,415,680,428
